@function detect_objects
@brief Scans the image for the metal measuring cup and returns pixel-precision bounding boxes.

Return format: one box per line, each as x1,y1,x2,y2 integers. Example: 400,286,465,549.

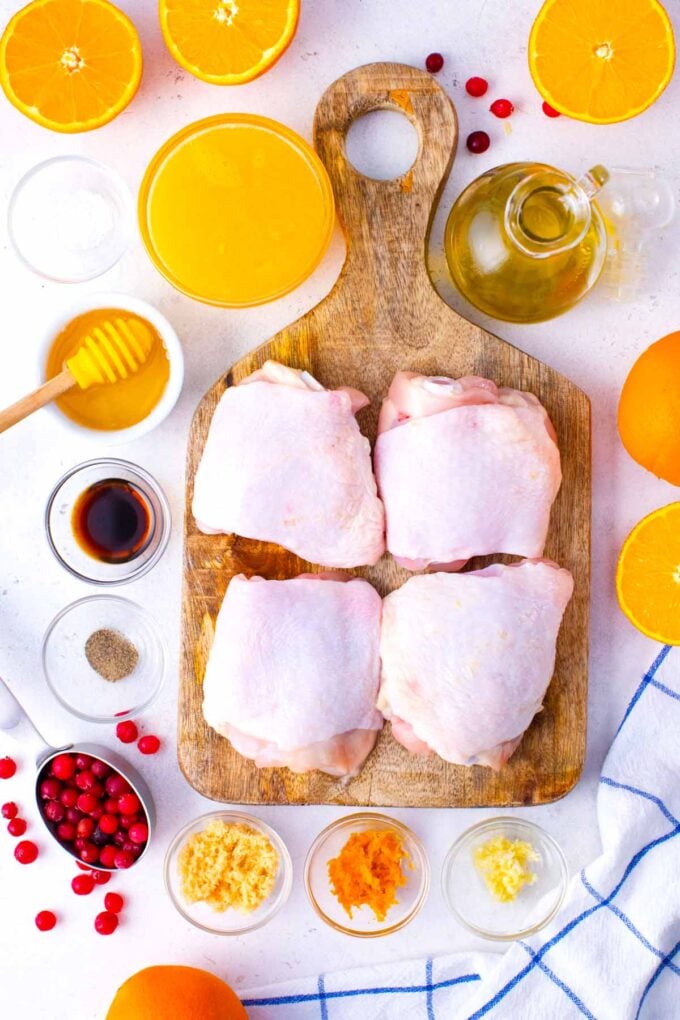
0,676,155,869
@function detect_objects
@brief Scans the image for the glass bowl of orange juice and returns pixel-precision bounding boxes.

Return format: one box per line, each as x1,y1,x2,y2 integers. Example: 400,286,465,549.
138,114,335,307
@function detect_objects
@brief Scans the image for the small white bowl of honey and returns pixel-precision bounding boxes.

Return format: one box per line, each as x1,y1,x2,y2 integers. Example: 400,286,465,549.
38,293,184,443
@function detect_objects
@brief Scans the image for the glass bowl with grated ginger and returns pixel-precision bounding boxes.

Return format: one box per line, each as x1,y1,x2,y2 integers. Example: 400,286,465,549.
304,814,430,937
442,817,568,941
164,811,292,935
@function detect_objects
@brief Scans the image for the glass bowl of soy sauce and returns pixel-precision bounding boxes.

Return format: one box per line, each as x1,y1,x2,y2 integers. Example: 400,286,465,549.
45,459,171,584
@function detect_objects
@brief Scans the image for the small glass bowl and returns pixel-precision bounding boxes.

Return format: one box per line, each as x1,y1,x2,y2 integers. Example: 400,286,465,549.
45,458,171,585
42,595,165,723
442,817,568,941
164,811,293,935
8,156,132,282
304,813,430,938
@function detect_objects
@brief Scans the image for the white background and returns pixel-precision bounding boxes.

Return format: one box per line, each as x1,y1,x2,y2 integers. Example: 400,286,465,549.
0,1,679,1016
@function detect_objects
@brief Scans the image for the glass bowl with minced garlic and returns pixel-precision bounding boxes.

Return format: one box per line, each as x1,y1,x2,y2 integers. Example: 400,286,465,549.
164,811,293,935
442,817,568,941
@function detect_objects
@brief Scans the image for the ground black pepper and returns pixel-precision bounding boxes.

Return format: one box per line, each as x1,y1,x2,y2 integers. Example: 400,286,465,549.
84,628,139,682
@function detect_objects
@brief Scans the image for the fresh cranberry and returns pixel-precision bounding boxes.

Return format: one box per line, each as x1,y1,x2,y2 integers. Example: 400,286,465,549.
91,869,111,885
79,842,99,864
72,873,95,895
44,800,64,823
76,793,97,815
114,850,134,870
425,52,444,73
89,805,104,822
118,814,136,830
128,822,148,845
0,756,17,779
75,754,93,771
99,814,118,835
74,837,87,851
50,754,75,780
117,793,140,816
104,798,120,815
490,98,514,118
8,817,27,837
542,101,561,118
105,775,129,798
93,827,109,847
60,788,78,808
137,735,160,756
115,720,138,744
91,760,110,779
35,910,57,931
75,770,96,791
466,130,490,154
1,802,18,819
14,840,38,864
112,831,127,848
104,892,124,913
65,807,83,825
95,911,118,935
77,817,95,839
39,778,61,800
99,845,117,869
465,76,488,97
76,861,92,871
56,822,77,842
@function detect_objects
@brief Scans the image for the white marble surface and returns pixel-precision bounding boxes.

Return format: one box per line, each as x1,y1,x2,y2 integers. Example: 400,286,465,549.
0,1,679,1016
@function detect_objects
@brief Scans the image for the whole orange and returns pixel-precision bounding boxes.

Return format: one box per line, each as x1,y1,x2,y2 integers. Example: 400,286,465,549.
106,965,248,1020
618,332,680,485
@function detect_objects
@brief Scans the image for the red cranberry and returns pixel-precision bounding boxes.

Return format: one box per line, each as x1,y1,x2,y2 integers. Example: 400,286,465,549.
40,778,61,800
75,754,93,771
14,840,38,864
490,98,514,118
35,910,57,931
99,814,118,835
425,52,444,73
8,817,27,837
77,817,95,838
76,793,97,815
50,754,75,780
44,800,64,823
115,720,138,744
105,775,129,798
60,788,78,808
1,802,18,819
74,837,87,851
137,735,160,756
117,793,140,816
104,798,120,815
542,101,561,118
79,842,99,864
113,831,127,848
104,892,124,913
75,770,96,791
72,873,95,895
76,861,93,871
89,805,104,822
0,756,17,779
466,130,490,154
57,822,76,842
95,911,118,935
65,807,83,825
465,76,488,97
93,827,109,847
114,850,134,870
118,814,136,830
91,760,110,779
128,822,148,845
99,845,117,869
91,869,111,885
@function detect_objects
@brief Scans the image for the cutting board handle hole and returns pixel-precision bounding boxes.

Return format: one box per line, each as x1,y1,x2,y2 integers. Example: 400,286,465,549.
344,110,419,182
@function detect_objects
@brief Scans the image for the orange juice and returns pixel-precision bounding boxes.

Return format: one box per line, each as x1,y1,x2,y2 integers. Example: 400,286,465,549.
138,114,335,307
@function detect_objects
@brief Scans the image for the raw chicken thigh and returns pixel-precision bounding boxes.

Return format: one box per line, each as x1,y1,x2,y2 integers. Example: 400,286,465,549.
192,360,385,568
378,560,574,770
202,573,383,777
374,372,562,570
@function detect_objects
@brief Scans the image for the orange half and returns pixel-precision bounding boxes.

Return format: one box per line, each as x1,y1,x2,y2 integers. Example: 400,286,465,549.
0,0,142,133
528,0,675,124
616,503,680,644
159,0,300,85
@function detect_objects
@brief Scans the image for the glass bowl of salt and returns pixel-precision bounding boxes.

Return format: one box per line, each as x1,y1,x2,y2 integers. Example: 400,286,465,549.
8,156,132,283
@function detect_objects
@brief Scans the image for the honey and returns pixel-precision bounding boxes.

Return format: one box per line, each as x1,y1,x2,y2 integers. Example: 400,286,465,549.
45,308,170,430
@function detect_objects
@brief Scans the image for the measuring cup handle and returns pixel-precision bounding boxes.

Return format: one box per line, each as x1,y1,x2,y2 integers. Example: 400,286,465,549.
0,676,52,759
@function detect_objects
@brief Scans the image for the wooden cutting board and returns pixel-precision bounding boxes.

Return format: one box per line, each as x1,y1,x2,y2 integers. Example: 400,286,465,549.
179,62,590,808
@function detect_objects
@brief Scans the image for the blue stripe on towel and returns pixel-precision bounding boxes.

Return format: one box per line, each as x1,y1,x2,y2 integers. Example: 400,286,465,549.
242,972,481,1009
635,939,680,1020
616,646,672,737
648,677,680,703
599,777,680,827
426,958,435,1020
520,944,597,1019
317,975,328,1020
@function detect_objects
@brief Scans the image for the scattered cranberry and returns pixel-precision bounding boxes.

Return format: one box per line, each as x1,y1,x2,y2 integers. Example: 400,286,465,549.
72,873,95,896
137,735,160,756
128,822,148,845
490,98,514,118
79,842,99,864
14,840,38,864
76,793,97,815
77,817,95,839
465,76,488,97
542,101,561,118
75,754,93,771
44,801,64,824
105,775,129,798
95,911,118,935
91,760,109,780
1,802,18,819
76,861,92,871
8,817,27,837
60,788,78,808
466,130,490,154
117,793,140,816
35,910,57,931
99,814,118,835
115,720,138,744
91,869,111,885
0,756,17,779
425,52,444,74
114,850,134,870
57,822,76,842
104,892,124,913
99,846,117,869
50,754,76,781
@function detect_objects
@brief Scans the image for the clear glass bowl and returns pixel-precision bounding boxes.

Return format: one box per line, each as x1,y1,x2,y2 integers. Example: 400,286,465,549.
8,156,132,282
304,813,430,937
164,811,293,935
442,817,568,941
42,595,165,723
45,458,171,585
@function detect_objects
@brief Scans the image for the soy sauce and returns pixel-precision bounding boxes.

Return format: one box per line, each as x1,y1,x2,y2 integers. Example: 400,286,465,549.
72,479,152,563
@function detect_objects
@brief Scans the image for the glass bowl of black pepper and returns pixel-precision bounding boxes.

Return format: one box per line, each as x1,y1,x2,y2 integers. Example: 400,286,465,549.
41,595,166,723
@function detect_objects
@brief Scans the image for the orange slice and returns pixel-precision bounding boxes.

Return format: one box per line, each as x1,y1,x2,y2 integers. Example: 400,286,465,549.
528,0,675,124
0,0,142,133
159,0,299,85
616,503,680,644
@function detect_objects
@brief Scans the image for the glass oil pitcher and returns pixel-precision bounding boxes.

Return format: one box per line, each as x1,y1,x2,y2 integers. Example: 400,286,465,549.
444,162,609,323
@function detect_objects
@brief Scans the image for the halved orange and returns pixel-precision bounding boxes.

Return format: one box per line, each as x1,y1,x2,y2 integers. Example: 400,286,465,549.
528,0,675,124
616,503,680,644
159,0,299,85
0,0,142,133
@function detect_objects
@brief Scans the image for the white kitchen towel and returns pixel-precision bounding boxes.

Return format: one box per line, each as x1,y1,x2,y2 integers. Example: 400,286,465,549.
241,645,680,1019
